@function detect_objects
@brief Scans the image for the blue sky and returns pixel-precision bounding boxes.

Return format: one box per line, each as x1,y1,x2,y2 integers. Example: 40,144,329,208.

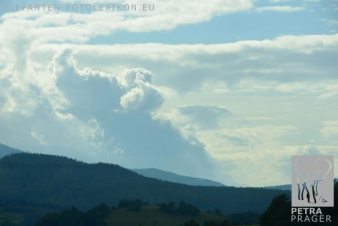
89,1,337,44
0,0,337,186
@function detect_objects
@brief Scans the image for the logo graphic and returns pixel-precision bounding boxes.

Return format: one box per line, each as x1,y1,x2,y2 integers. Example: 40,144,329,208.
292,155,334,207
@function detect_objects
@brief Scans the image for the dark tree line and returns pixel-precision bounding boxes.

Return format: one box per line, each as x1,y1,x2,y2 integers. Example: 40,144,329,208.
159,201,200,216
116,199,148,212
34,203,111,226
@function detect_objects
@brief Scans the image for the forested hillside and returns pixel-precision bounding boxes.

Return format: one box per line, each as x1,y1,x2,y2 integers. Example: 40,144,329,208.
0,153,289,215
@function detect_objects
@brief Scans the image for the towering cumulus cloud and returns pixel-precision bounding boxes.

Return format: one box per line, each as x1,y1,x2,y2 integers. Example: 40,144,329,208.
0,49,215,179
53,50,163,114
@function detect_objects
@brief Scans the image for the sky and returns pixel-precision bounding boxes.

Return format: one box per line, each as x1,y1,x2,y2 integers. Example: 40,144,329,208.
0,0,337,187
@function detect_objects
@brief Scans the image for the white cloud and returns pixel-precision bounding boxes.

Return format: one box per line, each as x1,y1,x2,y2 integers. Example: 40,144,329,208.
31,128,49,145
119,69,164,112
33,34,338,97
321,19,338,26
255,6,305,12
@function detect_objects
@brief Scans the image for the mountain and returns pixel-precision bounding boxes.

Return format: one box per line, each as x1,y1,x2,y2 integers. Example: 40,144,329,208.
0,152,290,215
0,143,22,158
132,168,225,187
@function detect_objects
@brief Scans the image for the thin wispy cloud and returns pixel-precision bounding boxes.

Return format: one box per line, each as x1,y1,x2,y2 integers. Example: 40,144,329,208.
321,19,338,25
255,6,305,12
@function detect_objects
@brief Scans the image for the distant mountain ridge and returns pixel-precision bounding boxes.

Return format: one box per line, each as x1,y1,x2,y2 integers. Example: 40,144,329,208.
132,168,225,187
0,151,289,214
0,143,22,158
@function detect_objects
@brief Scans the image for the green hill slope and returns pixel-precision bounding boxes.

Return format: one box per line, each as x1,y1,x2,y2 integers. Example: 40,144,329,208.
0,152,289,215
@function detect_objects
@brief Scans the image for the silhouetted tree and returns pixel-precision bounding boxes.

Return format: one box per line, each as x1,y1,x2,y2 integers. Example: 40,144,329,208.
259,194,290,226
